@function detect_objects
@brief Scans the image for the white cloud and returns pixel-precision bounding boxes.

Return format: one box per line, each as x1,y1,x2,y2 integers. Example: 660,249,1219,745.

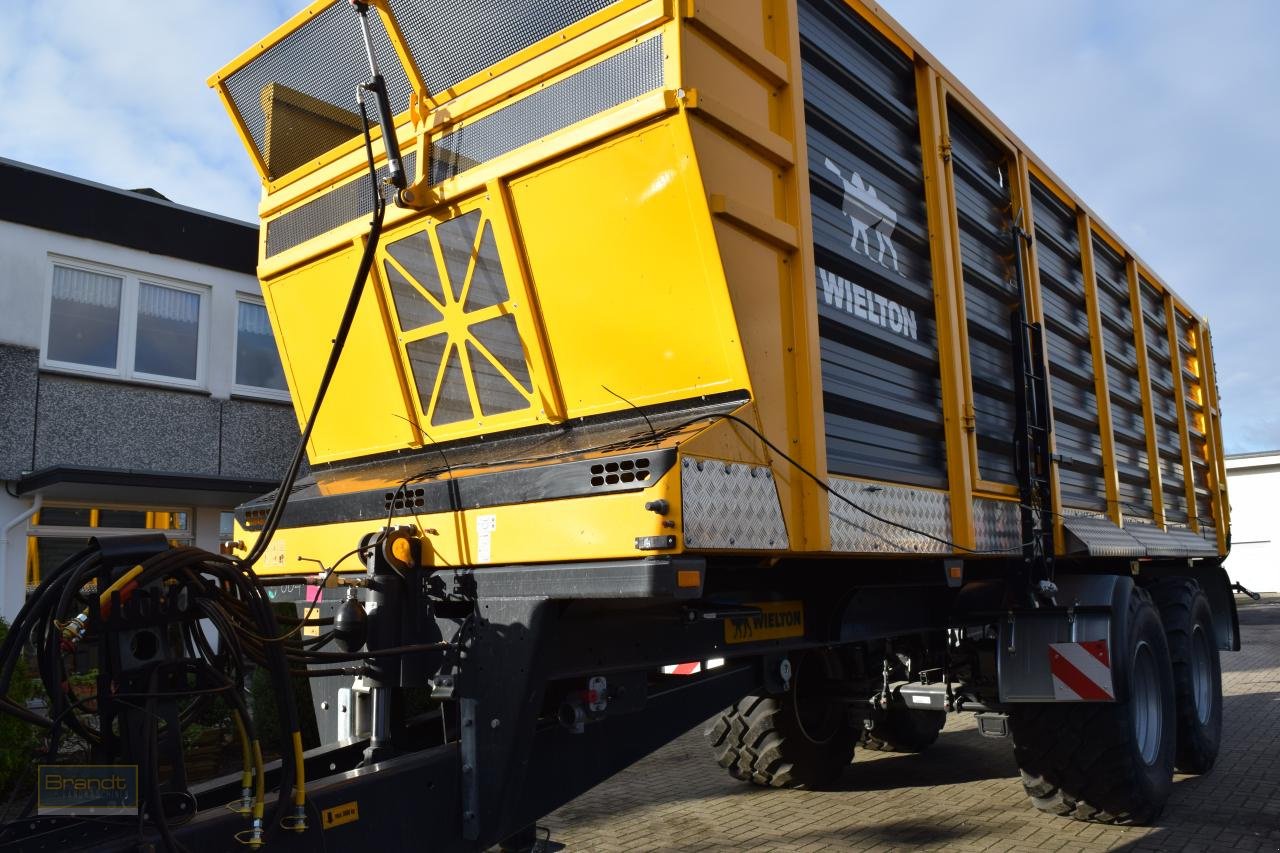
0,0,298,221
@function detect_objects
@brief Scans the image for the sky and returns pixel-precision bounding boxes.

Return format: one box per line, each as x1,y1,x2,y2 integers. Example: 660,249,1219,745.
0,1,1276,452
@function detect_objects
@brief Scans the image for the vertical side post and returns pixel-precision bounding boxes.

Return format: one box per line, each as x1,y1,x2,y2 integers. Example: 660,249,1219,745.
1126,260,1165,527
916,64,975,550
1198,322,1230,553
1165,297,1199,532
776,0,832,551
1077,214,1121,525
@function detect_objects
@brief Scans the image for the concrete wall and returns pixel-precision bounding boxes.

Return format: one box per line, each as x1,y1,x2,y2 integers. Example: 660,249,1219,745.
0,345,37,478
0,350,297,482
1224,454,1280,593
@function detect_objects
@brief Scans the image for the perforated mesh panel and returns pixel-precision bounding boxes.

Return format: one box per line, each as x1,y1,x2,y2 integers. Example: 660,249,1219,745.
429,35,664,185
383,209,535,428
385,262,443,331
264,151,416,257
224,1,412,179
407,333,448,416
470,314,530,391
387,0,619,95
465,225,509,311
433,346,472,425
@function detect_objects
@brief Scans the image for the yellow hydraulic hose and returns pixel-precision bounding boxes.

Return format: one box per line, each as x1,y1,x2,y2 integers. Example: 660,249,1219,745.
98,564,144,612
289,730,308,830
230,710,254,812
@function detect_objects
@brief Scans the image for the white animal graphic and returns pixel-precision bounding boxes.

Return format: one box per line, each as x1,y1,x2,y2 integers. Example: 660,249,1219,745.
824,158,901,274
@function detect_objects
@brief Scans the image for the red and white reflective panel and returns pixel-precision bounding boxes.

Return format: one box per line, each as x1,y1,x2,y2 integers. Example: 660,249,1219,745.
1048,640,1114,701
660,658,725,676
663,662,701,676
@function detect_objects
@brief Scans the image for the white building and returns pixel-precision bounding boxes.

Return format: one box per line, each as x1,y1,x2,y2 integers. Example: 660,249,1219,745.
0,158,295,619
1224,451,1280,594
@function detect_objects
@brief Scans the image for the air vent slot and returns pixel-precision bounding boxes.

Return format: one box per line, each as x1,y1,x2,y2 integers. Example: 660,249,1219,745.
589,457,651,487
384,487,428,511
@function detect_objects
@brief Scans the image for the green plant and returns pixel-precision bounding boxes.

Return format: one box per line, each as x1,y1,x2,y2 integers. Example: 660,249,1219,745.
0,618,40,795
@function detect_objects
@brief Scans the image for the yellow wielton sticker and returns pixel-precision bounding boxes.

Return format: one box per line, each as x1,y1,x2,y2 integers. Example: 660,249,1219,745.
724,601,805,644
321,800,359,830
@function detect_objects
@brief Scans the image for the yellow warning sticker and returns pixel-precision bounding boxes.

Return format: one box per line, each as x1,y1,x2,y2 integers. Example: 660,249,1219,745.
724,601,805,644
321,800,359,830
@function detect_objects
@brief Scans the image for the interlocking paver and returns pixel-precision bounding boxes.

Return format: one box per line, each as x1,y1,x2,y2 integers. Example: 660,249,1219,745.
543,597,1280,852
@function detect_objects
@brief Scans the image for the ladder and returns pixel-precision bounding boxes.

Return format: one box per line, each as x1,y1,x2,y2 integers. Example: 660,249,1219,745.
1008,223,1056,604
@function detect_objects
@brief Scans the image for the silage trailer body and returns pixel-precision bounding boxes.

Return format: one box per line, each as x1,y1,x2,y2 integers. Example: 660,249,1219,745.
17,1,1234,849
212,0,1227,572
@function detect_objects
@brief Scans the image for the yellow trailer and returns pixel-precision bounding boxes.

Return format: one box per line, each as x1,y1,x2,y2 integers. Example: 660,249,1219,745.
210,0,1226,576
53,1,1229,846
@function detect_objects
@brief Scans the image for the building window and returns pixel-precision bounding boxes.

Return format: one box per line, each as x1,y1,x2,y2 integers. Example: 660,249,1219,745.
47,266,122,369
233,297,288,399
26,503,193,589
135,282,200,380
43,260,207,388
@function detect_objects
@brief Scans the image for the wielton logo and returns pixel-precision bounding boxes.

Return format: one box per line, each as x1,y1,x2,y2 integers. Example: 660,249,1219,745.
819,268,918,341
824,158,903,274
817,157,917,341
724,602,805,645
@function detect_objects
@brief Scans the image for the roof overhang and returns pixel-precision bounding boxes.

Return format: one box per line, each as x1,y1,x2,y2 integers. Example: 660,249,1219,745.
15,467,275,508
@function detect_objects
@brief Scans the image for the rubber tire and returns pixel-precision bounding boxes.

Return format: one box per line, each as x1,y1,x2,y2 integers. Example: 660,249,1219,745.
1008,586,1176,825
860,709,945,753
706,691,856,789
1148,577,1223,774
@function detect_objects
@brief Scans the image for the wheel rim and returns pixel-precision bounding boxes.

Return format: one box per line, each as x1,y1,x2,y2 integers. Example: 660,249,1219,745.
1131,640,1164,766
792,652,843,745
1191,623,1214,725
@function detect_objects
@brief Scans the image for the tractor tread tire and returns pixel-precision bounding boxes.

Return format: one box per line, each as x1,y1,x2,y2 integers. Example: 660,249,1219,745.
1148,577,1223,774
706,691,854,789
1008,587,1175,825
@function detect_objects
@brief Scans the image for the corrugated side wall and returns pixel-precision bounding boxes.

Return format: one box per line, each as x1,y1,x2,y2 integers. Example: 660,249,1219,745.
800,0,947,488
1140,275,1188,524
1029,177,1105,510
1091,237,1153,519
948,107,1017,487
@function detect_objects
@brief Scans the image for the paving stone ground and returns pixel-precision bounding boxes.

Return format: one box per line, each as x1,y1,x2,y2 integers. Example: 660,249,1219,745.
543,596,1280,852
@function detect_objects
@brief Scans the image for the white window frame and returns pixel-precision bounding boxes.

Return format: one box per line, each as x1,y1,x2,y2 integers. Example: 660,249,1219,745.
231,293,290,402
41,255,210,391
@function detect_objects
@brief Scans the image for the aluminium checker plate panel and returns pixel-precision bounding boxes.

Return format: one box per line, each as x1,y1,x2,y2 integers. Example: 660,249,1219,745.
1060,510,1146,558
681,457,789,550
972,498,1022,554
827,478,950,554
1158,523,1219,558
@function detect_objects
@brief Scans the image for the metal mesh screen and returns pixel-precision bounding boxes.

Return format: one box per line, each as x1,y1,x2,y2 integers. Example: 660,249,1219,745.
429,34,664,185
264,151,416,257
387,0,620,95
224,0,413,179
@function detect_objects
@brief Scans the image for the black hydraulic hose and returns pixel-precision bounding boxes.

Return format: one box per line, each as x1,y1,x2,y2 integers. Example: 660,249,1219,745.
243,107,387,571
